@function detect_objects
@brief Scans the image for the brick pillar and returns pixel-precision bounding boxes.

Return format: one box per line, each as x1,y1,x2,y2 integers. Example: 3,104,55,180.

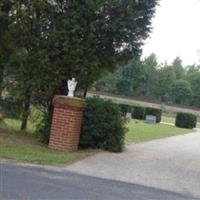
49,95,86,152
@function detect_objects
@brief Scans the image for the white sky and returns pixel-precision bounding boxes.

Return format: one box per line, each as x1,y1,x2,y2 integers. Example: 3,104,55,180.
142,0,200,66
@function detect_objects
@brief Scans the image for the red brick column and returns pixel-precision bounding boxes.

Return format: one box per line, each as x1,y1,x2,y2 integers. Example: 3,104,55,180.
49,95,86,152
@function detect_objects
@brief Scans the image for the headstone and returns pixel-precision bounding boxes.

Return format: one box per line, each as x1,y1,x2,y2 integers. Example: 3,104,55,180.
145,115,156,124
126,112,132,120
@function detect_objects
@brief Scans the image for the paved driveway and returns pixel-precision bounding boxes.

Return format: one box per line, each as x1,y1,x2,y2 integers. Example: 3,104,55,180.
66,132,200,199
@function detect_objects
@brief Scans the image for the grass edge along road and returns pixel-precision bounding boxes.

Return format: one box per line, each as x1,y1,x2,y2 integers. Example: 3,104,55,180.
0,119,97,165
0,117,194,165
126,120,193,144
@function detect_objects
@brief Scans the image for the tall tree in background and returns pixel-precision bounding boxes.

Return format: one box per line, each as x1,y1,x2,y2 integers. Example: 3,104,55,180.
142,53,159,97
186,71,200,106
170,80,192,104
172,57,185,80
115,57,143,96
0,1,13,98
94,55,200,107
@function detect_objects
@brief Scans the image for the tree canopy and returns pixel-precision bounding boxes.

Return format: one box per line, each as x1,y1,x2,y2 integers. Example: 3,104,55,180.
0,0,158,130
95,54,200,107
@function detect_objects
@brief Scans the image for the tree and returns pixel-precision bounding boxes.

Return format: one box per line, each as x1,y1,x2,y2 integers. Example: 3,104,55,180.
94,70,119,93
141,53,159,97
7,0,53,130
115,56,148,96
155,65,176,101
42,0,158,95
0,1,13,98
6,0,158,131
186,72,200,106
186,64,200,74
114,54,159,97
172,57,185,80
171,80,192,104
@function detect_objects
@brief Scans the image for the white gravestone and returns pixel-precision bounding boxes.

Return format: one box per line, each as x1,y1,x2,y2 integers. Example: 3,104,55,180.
126,112,132,120
67,78,77,97
145,115,156,124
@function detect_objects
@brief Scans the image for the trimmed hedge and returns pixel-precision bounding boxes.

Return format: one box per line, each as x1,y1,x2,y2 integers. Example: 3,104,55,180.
132,106,146,120
79,97,126,152
118,103,132,116
175,112,197,129
118,103,162,123
145,107,162,123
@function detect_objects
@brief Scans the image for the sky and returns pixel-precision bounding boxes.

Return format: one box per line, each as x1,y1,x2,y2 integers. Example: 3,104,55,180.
142,0,200,66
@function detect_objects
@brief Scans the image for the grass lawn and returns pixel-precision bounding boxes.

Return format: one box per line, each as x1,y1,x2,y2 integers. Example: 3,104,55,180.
162,116,175,124
126,120,193,144
0,131,96,165
0,120,96,165
161,115,200,128
1,118,36,134
0,116,196,165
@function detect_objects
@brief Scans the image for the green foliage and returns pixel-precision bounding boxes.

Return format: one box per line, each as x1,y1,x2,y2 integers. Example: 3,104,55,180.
117,102,162,123
145,107,162,123
142,53,159,97
0,97,22,119
171,80,192,104
172,57,185,79
95,71,118,93
132,106,146,120
0,1,13,97
2,0,157,132
116,57,144,96
118,103,132,116
186,71,200,107
35,111,52,144
79,97,126,152
94,56,200,107
175,112,197,129
156,66,176,100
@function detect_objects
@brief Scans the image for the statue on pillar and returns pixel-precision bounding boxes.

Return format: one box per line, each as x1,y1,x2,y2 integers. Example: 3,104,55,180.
67,78,77,97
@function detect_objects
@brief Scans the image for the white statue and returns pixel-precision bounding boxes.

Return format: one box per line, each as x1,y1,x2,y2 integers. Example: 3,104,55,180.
67,78,77,97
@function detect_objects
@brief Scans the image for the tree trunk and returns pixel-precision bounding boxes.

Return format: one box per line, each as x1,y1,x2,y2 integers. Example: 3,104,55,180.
83,85,88,98
0,67,4,99
20,94,31,131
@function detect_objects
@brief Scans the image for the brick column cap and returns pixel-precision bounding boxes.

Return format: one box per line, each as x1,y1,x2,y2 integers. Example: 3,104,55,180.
53,95,86,108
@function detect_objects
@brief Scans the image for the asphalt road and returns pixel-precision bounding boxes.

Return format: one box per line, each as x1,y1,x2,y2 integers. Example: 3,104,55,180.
0,163,198,200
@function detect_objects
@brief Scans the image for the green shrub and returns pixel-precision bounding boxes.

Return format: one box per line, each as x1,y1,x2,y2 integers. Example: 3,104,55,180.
132,106,146,120
0,97,22,119
145,107,162,123
175,112,197,129
35,111,52,144
118,103,132,116
80,97,126,152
